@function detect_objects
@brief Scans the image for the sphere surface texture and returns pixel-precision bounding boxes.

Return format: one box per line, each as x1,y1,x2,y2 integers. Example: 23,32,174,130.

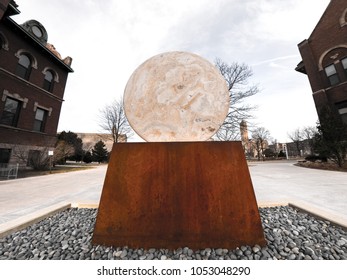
124,51,230,142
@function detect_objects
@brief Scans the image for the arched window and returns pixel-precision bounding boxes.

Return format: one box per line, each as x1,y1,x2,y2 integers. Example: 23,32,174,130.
15,54,32,80
324,64,340,86
43,70,54,92
340,8,347,27
319,46,347,86
0,32,9,51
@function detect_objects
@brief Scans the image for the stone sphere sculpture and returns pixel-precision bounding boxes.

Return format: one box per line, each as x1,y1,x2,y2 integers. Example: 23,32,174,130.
123,51,230,142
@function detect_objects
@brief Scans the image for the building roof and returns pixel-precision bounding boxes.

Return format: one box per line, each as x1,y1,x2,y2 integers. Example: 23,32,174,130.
295,1,333,75
0,0,19,20
295,60,306,74
1,1,73,72
308,0,335,40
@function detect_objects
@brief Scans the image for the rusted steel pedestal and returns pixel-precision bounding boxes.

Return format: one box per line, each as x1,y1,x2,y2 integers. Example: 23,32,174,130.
92,141,266,249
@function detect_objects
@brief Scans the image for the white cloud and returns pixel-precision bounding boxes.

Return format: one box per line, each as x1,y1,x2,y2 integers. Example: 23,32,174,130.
12,0,330,142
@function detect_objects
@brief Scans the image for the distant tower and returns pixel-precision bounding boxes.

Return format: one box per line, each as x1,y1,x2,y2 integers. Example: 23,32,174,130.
240,120,248,143
240,120,249,155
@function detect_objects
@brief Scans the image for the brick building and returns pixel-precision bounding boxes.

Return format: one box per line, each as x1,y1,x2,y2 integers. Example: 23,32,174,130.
0,0,73,166
240,120,269,159
76,133,127,152
296,0,347,126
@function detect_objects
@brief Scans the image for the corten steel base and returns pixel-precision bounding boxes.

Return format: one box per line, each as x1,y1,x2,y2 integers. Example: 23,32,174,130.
92,141,266,250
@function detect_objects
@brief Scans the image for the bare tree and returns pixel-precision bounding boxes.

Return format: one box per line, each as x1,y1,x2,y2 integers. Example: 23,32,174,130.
10,145,29,166
54,140,75,164
11,143,54,169
269,138,280,158
13,146,51,170
215,123,240,141
251,127,270,161
214,58,259,141
287,128,303,156
99,98,134,143
302,126,317,155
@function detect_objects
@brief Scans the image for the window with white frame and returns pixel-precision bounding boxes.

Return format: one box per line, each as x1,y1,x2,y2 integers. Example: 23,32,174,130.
336,101,347,125
324,64,340,86
341,57,347,77
33,107,47,132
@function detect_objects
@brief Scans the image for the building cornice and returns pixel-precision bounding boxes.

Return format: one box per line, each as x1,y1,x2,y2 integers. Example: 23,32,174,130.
0,67,65,102
4,17,73,73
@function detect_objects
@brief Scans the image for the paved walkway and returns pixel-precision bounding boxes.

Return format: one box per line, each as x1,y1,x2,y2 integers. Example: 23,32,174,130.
0,165,107,225
0,161,346,235
249,161,347,225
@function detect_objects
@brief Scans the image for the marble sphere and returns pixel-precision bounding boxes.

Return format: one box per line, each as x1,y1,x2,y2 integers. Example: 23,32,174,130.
123,51,230,142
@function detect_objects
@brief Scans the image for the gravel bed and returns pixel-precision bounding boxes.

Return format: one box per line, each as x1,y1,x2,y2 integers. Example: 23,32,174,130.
0,206,346,260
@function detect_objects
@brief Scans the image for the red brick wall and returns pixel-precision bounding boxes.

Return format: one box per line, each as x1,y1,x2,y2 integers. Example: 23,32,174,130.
298,0,347,117
0,125,57,147
0,72,63,135
0,14,72,155
0,21,69,100
0,0,11,20
309,0,347,60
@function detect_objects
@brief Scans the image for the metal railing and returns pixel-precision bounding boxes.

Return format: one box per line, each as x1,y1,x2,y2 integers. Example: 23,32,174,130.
0,163,19,179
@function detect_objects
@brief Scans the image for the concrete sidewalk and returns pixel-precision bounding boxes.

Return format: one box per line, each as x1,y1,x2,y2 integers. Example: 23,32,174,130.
249,160,347,228
0,161,346,237
0,165,107,235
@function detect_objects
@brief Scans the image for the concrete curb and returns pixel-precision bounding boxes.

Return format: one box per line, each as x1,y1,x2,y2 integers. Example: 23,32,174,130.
258,201,289,208
289,201,347,231
257,200,347,230
1,201,346,239
0,202,71,239
71,203,99,209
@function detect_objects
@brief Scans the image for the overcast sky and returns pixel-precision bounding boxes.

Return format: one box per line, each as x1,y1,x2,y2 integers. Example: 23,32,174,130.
13,0,330,142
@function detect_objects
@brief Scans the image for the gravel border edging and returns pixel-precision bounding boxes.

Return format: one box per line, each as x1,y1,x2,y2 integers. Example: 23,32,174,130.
0,205,346,260
289,202,347,231
0,202,71,239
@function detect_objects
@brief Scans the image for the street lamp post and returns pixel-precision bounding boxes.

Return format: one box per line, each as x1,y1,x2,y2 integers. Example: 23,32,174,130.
48,150,54,173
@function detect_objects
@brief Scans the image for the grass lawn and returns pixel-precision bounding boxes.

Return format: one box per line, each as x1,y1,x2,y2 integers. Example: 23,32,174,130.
15,162,102,179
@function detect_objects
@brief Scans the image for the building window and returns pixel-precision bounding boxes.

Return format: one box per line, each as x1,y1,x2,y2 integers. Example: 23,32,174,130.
33,108,47,132
338,107,347,124
0,33,9,51
0,148,11,164
337,101,347,125
341,57,347,76
43,70,54,92
0,97,21,127
324,64,340,86
27,150,40,167
15,54,32,80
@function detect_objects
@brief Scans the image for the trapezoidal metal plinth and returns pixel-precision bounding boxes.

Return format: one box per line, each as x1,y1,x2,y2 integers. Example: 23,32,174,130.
92,141,266,250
